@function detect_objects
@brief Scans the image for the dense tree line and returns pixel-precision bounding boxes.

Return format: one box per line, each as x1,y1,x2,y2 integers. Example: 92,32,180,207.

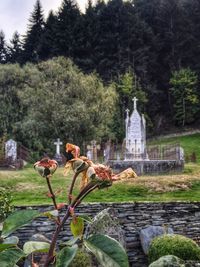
1,0,200,144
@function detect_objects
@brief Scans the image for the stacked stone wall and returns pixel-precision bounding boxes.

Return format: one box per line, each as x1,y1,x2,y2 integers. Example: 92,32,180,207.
15,202,200,267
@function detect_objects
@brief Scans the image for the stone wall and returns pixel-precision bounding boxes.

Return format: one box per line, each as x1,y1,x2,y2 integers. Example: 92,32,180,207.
15,202,200,267
107,160,184,175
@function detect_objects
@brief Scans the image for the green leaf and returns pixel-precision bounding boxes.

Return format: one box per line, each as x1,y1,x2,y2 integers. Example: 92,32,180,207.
0,243,16,252
60,237,79,247
23,241,50,255
70,217,84,238
56,245,78,267
84,234,129,267
3,236,19,245
78,215,92,223
2,210,40,238
43,210,59,218
0,247,25,267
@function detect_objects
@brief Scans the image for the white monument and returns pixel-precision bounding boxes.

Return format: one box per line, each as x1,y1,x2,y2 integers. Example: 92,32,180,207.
125,97,147,160
54,138,63,155
54,138,63,164
5,139,17,162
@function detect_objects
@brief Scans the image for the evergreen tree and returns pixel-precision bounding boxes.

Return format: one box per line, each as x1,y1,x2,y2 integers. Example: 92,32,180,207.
0,30,8,64
38,11,57,60
53,0,82,58
7,32,23,63
22,0,45,63
78,0,97,72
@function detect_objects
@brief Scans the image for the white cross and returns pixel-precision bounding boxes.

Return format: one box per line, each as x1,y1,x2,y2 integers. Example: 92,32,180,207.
132,96,138,110
54,138,63,155
125,108,130,118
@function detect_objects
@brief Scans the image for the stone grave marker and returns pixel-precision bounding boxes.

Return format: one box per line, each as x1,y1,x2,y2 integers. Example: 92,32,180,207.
5,139,17,162
125,97,147,160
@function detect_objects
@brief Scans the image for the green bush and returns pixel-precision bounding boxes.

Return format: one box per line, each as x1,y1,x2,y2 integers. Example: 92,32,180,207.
69,248,92,267
0,188,13,222
148,234,200,263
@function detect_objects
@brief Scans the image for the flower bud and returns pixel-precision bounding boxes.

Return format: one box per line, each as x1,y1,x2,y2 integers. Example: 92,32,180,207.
34,158,58,178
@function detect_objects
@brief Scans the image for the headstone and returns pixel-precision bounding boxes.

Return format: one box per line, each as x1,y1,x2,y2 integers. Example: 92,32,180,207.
54,138,63,164
125,97,147,160
140,225,174,255
5,139,17,162
87,140,100,162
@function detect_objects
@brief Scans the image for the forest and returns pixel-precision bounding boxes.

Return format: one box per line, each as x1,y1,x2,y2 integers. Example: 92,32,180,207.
0,0,200,153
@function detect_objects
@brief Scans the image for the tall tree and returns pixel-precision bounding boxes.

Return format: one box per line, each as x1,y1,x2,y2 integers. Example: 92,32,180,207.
7,32,23,63
38,11,57,60
53,0,82,59
22,0,45,63
0,30,8,64
170,68,199,126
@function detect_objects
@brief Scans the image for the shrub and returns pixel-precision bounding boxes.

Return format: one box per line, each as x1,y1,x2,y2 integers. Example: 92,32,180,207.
0,188,13,222
148,234,200,263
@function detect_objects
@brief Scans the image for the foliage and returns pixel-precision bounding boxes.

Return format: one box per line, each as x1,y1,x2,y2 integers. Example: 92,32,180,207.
170,68,199,126
2,0,200,132
0,57,117,153
148,234,200,263
0,155,129,266
0,188,13,222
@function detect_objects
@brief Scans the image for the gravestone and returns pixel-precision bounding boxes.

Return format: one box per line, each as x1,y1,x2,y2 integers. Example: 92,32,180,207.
125,97,147,160
5,139,17,162
53,138,63,164
87,140,100,162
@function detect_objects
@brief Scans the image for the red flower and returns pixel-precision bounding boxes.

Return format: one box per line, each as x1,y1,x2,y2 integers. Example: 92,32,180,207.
34,158,58,178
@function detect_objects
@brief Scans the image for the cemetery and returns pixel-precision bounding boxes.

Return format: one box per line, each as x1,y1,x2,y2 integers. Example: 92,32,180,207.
1,0,200,266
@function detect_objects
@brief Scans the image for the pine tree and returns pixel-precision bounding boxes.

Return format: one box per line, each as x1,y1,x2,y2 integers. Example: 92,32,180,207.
0,30,8,64
38,11,57,60
22,0,45,63
7,31,23,63
53,0,82,58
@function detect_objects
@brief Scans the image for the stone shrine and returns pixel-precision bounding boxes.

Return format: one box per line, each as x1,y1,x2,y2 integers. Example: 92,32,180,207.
125,97,147,160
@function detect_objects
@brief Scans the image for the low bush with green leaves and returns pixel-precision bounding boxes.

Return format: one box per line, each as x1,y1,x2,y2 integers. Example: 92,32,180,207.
148,234,200,263
0,148,129,267
0,187,13,222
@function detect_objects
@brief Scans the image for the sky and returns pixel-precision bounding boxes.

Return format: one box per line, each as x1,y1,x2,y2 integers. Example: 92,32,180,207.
0,0,92,41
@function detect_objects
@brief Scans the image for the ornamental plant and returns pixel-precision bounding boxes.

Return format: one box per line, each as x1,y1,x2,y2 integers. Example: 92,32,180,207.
0,144,129,267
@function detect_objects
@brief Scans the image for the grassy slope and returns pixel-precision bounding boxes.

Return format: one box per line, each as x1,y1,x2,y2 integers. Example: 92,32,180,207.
1,133,200,205
148,133,200,162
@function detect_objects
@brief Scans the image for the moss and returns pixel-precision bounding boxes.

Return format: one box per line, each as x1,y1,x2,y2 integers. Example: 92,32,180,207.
69,248,92,267
149,234,200,263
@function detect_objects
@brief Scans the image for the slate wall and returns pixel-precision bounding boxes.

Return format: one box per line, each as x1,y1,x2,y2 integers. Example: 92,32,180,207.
15,202,200,267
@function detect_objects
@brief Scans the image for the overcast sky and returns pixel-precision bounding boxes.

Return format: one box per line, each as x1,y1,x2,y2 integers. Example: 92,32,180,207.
0,0,92,41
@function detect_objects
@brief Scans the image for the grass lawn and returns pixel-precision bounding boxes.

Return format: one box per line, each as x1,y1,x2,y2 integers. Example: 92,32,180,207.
1,133,200,206
0,163,200,205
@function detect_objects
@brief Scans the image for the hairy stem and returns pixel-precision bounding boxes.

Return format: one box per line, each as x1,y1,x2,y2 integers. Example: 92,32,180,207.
46,177,61,224
68,171,80,204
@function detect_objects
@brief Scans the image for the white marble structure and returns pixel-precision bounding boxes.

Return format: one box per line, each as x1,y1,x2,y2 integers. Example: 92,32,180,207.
54,138,63,155
5,139,17,162
125,97,147,160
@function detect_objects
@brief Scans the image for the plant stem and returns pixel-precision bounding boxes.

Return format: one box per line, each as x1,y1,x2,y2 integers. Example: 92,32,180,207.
44,207,71,267
68,171,80,204
45,177,61,224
